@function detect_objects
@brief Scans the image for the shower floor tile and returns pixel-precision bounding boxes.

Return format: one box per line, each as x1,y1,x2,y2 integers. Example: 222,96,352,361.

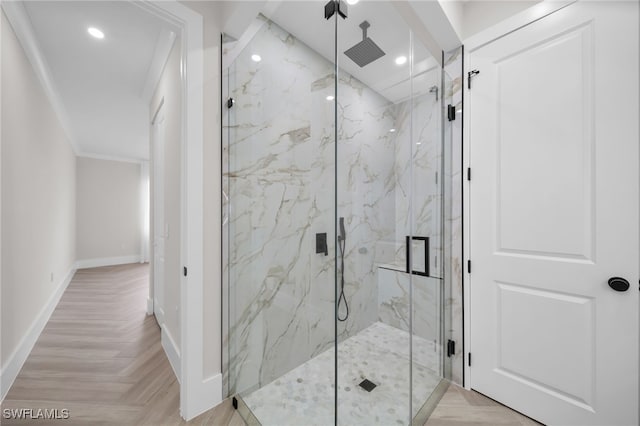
241,322,442,426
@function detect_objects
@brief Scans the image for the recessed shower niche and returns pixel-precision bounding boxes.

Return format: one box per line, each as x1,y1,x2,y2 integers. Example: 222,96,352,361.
222,2,459,424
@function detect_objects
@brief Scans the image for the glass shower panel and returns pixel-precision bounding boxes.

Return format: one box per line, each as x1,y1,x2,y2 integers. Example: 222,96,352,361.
410,42,446,420
442,46,463,384
222,6,338,423
223,2,452,425
334,1,437,423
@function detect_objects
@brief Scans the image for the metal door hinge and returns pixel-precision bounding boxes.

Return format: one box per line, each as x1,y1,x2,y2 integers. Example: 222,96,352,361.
468,353,472,367
227,98,234,109
468,69,480,89
325,0,348,19
447,340,455,357
183,266,188,277
447,104,456,121
467,168,471,181
467,260,471,274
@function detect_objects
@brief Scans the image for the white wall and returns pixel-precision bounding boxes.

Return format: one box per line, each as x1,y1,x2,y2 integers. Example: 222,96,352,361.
461,1,540,39
1,9,76,393
0,10,4,399
1,2,221,413
438,0,465,40
76,156,143,266
181,0,223,383
150,37,182,351
439,0,541,40
194,1,223,385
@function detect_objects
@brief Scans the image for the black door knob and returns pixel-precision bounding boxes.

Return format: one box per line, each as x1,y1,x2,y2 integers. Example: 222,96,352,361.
608,277,630,292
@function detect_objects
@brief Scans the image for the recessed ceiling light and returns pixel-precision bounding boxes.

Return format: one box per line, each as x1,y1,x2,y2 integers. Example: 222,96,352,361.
251,54,261,62
87,27,104,39
326,95,335,101
347,0,359,4
395,56,407,65
389,128,396,133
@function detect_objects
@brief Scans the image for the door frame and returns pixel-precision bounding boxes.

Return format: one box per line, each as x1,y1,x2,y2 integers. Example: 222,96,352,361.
132,0,218,420
461,0,576,390
150,99,165,322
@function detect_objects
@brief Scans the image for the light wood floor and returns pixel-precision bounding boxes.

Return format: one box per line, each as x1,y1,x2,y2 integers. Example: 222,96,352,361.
1,263,242,425
425,384,542,426
2,263,538,426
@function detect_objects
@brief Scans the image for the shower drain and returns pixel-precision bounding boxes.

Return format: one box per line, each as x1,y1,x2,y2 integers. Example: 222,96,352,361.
358,378,377,392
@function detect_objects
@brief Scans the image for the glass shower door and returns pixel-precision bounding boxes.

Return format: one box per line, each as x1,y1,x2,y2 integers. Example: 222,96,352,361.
222,7,338,423
334,2,448,424
222,2,452,425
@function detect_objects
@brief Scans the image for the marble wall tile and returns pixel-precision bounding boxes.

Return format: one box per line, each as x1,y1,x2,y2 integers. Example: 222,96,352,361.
387,82,443,277
377,268,441,345
335,71,397,342
223,17,397,394
222,14,455,397
223,17,335,394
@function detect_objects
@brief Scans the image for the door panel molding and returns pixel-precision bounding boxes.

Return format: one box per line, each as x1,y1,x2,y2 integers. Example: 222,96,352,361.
463,2,639,424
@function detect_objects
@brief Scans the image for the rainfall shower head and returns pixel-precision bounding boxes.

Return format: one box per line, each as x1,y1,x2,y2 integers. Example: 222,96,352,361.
344,21,385,68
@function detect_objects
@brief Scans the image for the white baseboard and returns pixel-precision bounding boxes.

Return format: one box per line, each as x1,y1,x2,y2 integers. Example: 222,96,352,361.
155,306,165,326
184,373,223,421
161,327,181,382
0,264,77,401
76,255,142,269
146,297,154,315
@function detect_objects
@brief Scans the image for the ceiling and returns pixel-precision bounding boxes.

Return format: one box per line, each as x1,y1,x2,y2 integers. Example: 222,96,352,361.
22,1,177,161
262,1,440,104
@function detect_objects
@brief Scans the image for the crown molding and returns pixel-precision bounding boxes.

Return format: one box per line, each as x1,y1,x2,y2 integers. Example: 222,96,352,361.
464,0,575,52
1,1,78,154
141,29,176,103
76,151,148,165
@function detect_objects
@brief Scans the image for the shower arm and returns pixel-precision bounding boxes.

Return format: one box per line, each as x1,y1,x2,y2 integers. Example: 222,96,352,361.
359,21,369,40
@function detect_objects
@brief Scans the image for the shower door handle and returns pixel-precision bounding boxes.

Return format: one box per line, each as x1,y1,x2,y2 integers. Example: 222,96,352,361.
406,236,410,274
406,236,430,277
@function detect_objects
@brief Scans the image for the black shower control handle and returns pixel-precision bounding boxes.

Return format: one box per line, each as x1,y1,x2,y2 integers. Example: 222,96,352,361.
316,233,328,256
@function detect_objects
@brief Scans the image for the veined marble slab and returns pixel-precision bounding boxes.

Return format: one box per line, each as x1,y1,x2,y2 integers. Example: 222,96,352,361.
377,267,442,359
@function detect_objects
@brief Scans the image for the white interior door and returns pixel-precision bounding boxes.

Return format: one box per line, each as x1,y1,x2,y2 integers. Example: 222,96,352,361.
153,104,166,325
468,2,638,425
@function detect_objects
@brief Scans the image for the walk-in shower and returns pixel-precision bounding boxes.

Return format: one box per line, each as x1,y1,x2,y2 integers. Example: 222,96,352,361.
222,1,457,424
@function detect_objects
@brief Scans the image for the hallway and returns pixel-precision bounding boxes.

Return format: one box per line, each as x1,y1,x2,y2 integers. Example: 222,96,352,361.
0,263,538,425
1,264,238,425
